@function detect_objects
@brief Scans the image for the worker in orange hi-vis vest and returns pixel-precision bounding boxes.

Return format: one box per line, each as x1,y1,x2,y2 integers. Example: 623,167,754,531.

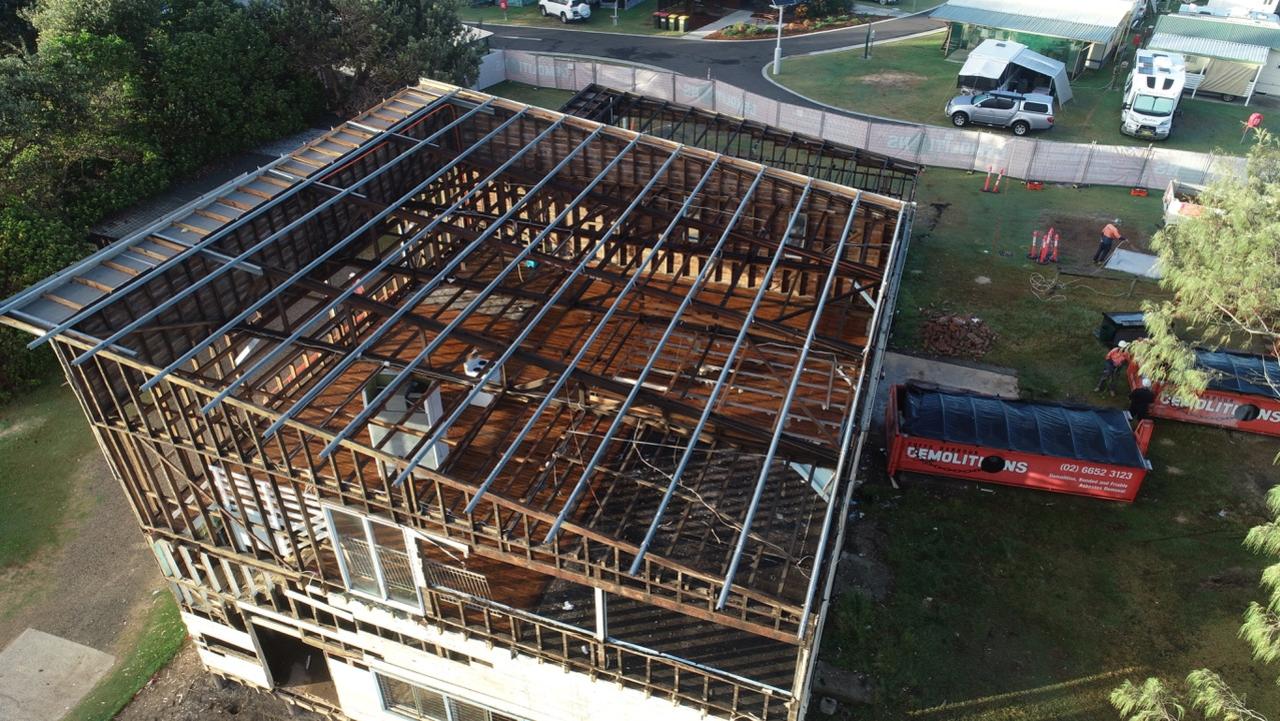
1093,219,1125,265
1094,340,1132,395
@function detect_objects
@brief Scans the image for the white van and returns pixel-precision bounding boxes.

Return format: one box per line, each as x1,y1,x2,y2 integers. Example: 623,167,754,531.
1121,50,1186,140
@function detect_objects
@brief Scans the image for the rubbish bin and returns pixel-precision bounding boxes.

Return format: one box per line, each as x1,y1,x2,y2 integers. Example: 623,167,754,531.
676,14,688,31
653,11,664,28
662,12,671,29
1096,311,1147,346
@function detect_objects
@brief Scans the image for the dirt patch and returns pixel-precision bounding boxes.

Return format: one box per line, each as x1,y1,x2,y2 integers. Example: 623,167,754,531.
1199,566,1255,591
1031,210,1153,275
860,71,927,87
0,416,42,443
836,515,892,602
117,645,324,721
0,451,160,658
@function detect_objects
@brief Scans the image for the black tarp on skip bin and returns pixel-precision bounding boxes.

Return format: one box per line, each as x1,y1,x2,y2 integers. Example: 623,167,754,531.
898,384,1145,467
1196,349,1280,400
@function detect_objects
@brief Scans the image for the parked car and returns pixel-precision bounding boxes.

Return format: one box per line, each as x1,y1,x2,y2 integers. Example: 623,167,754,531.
539,0,591,22
944,90,1055,136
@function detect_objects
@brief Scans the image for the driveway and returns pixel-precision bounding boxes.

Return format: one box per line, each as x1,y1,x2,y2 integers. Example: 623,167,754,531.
479,13,945,112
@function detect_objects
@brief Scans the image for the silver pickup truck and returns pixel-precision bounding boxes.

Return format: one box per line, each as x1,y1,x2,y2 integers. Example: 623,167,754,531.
945,91,1056,136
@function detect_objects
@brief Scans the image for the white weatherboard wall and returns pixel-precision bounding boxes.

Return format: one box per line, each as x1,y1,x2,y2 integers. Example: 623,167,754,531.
325,597,713,721
183,612,273,688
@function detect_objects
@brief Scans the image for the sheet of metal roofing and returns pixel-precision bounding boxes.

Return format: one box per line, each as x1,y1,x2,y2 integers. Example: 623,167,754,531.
1149,31,1270,62
0,90,433,338
1155,13,1280,47
932,0,1130,43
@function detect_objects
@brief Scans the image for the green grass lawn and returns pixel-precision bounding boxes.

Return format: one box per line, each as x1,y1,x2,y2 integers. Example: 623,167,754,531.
0,382,100,569
464,0,685,35
895,169,1169,401
63,594,187,721
776,35,1260,153
824,170,1280,719
485,80,577,109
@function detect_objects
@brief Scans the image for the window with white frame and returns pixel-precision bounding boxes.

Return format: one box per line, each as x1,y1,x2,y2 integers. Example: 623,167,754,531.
376,673,522,721
324,507,422,612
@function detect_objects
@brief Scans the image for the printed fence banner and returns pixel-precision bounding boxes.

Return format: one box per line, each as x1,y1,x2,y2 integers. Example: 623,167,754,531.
596,63,635,92
777,104,824,138
865,122,922,161
675,77,716,110
495,52,1242,190
1004,138,1039,181
1025,140,1089,184
1083,145,1149,187
536,55,560,89
712,82,748,118
970,133,1008,174
503,52,539,86
821,114,870,151
634,69,674,100
916,125,982,169
573,62,595,92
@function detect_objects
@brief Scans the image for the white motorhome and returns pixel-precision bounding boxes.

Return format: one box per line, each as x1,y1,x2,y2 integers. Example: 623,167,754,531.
1121,49,1186,139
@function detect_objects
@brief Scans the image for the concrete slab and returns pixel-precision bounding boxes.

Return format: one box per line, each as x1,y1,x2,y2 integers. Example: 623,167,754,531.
0,628,115,721
870,350,1020,433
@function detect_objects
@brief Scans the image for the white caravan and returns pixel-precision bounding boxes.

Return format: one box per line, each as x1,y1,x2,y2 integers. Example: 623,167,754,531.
1121,49,1187,139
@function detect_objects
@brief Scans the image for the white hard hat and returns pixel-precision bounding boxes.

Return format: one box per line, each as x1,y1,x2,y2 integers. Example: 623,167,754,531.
1117,340,1130,348
1113,218,1122,225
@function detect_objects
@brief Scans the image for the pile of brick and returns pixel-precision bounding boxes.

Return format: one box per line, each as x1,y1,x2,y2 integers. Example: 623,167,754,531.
921,314,997,359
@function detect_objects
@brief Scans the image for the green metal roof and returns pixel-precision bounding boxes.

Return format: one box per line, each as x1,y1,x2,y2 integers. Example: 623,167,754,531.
1153,14,1280,48
931,0,1132,44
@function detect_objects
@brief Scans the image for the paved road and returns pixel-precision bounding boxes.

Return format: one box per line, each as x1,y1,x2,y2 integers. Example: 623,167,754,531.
480,13,945,111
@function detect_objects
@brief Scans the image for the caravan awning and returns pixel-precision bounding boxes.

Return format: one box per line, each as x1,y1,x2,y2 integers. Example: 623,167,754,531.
1148,32,1269,64
957,39,1075,102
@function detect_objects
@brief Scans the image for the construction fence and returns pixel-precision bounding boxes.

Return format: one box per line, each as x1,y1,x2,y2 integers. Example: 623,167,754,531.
491,50,1246,190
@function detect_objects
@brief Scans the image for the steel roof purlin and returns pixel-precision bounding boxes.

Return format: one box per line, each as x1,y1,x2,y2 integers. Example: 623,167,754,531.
0,79,918,643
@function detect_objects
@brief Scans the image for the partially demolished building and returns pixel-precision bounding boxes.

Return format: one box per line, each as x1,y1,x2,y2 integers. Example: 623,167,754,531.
0,81,916,721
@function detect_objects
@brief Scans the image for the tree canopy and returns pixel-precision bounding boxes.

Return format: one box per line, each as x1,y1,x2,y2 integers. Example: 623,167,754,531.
1131,132,1280,401
1113,133,1280,721
0,0,481,400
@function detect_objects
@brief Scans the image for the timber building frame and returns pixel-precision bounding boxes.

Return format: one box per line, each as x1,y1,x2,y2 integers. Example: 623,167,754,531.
559,84,920,201
1,80,916,721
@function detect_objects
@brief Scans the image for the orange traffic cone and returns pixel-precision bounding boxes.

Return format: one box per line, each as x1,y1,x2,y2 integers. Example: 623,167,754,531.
1051,231,1060,262
1028,230,1041,259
